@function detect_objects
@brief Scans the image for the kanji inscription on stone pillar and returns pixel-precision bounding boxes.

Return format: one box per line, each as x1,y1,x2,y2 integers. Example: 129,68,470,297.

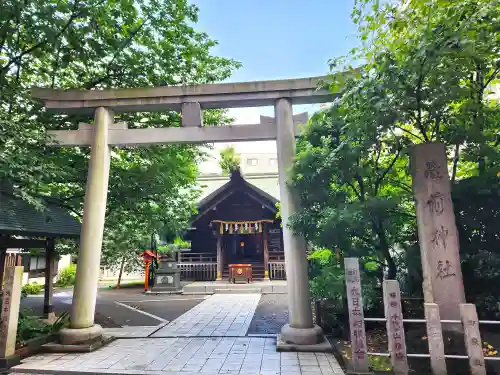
0,266,24,359
382,280,408,375
460,304,486,375
411,143,465,322
344,257,370,373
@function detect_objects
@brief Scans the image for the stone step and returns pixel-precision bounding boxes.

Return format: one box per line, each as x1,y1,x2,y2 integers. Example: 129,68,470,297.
223,275,265,280
214,288,262,294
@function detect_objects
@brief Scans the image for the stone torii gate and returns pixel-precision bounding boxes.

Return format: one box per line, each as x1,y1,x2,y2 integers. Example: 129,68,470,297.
32,77,334,349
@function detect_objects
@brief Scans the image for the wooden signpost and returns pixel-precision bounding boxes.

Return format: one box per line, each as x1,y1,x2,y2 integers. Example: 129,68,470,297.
344,257,370,374
383,280,409,375
0,266,24,368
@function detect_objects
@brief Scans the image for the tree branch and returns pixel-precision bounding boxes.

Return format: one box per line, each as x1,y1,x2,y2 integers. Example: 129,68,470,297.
346,181,362,200
484,65,500,90
387,209,416,219
415,70,430,142
49,200,82,219
387,178,412,194
374,147,402,195
371,218,397,279
394,125,424,141
431,113,442,141
374,141,382,173
354,173,365,201
0,4,22,54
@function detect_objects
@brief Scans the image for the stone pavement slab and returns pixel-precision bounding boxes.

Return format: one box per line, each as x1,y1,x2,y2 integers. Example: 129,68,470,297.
152,294,260,337
12,337,345,374
102,325,166,338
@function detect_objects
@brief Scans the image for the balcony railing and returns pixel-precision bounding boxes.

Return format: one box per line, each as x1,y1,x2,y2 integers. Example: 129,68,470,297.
178,252,216,263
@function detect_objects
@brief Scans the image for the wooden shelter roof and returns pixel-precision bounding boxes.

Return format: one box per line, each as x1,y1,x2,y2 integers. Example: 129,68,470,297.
0,192,81,238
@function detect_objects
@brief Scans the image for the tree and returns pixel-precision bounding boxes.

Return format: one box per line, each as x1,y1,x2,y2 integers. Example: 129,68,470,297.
335,0,500,169
292,0,500,287
291,105,413,281
219,146,241,175
0,0,241,269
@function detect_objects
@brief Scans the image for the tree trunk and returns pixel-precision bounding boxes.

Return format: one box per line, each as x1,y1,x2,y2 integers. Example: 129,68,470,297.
373,220,397,280
116,257,126,289
383,247,397,280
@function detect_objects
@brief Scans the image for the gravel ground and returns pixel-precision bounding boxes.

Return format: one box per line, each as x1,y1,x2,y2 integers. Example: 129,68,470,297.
247,294,289,334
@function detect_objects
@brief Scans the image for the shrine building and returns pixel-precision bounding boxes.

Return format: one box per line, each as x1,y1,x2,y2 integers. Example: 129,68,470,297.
182,169,285,281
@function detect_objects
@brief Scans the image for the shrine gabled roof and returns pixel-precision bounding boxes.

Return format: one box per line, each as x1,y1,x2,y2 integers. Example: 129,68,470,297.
0,192,81,238
194,170,279,222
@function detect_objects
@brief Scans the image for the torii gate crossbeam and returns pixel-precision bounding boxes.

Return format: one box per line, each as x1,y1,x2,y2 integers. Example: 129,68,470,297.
32,76,335,352
49,113,309,146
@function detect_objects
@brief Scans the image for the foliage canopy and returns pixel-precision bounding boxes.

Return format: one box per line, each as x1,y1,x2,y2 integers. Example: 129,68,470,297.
0,0,241,272
292,0,500,313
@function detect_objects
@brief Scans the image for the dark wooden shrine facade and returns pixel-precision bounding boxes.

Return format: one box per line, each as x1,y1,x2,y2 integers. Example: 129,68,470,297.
183,170,286,281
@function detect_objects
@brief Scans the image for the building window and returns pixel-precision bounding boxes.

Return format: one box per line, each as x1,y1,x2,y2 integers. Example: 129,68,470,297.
247,158,258,166
269,158,278,166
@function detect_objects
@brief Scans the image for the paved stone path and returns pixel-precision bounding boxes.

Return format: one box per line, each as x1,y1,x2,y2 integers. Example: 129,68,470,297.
12,294,346,374
14,337,345,374
152,294,260,337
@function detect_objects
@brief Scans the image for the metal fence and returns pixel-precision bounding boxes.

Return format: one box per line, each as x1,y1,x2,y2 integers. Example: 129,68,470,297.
343,257,498,375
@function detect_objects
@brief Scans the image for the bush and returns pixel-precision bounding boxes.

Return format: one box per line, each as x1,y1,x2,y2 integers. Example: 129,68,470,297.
17,314,51,346
157,237,191,254
21,282,43,295
55,264,77,287
17,311,69,347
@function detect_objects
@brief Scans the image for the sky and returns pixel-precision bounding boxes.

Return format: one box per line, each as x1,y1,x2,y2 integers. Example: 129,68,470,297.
190,0,358,172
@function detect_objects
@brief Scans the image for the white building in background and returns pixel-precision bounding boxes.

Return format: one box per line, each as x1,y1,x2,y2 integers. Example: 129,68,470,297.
196,145,280,201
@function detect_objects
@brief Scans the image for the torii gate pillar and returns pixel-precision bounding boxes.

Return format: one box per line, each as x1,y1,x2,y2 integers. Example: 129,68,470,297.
275,98,327,349
59,107,113,344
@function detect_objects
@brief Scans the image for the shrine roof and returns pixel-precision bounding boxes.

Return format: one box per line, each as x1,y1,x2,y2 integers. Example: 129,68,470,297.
194,169,279,222
197,173,280,202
